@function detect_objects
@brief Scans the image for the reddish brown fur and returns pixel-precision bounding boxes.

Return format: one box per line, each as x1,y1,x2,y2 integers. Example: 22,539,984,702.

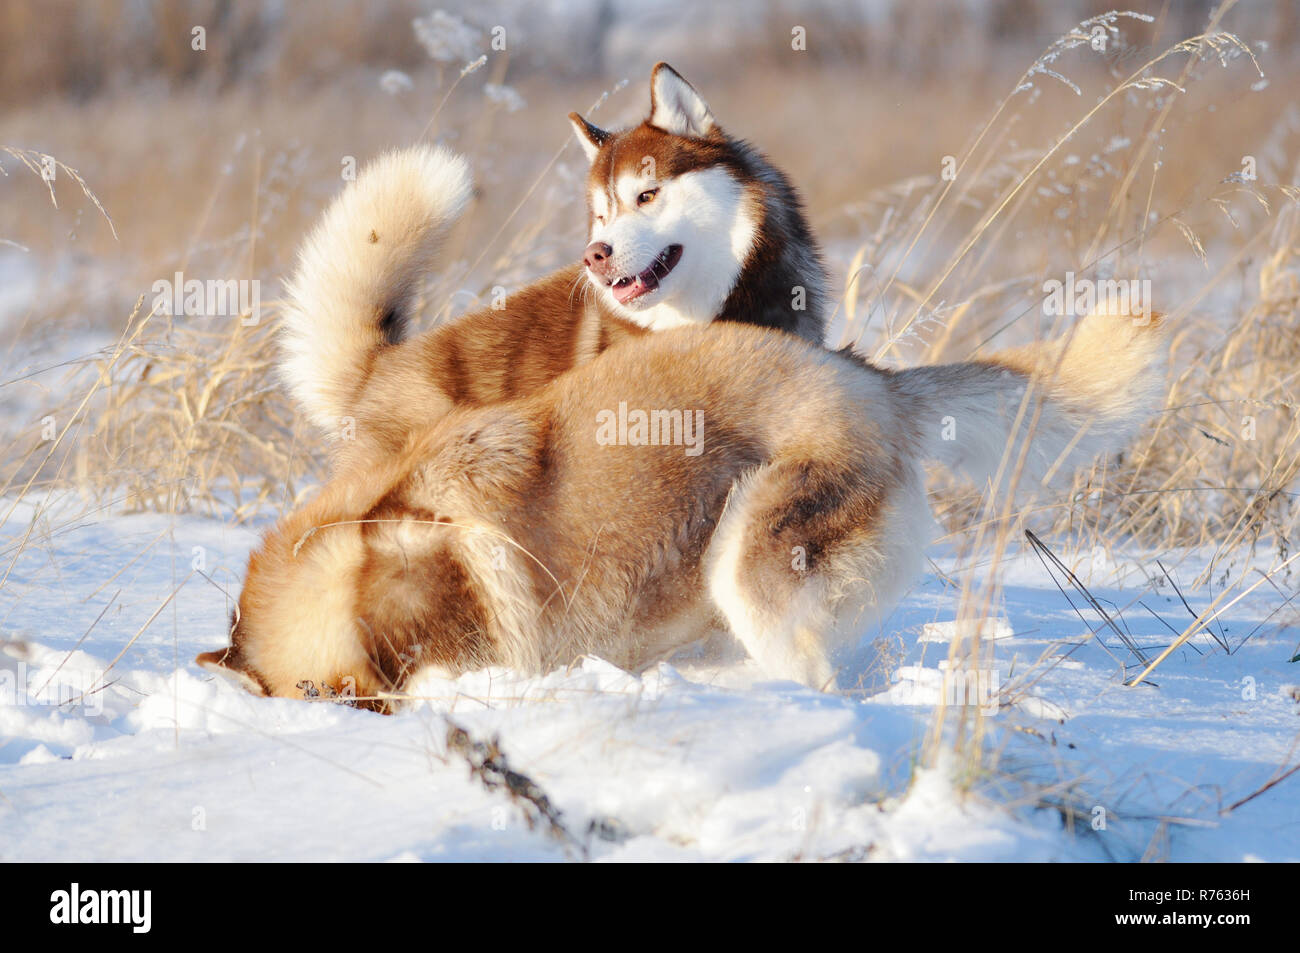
203,325,913,700
335,269,647,471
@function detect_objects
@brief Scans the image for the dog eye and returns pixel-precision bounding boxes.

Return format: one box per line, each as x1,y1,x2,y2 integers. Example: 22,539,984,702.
637,188,659,206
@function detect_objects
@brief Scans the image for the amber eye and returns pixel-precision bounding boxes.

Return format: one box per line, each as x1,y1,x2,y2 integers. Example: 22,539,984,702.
637,188,659,206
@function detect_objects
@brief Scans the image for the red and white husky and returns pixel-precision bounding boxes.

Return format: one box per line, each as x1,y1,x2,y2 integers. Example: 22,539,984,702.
278,63,827,471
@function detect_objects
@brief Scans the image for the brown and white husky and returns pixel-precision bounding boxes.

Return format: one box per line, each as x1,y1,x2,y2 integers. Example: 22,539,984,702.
279,63,828,471
199,306,1166,709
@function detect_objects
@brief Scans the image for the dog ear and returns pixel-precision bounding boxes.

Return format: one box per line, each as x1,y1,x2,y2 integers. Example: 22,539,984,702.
568,112,609,162
647,62,716,138
196,647,267,696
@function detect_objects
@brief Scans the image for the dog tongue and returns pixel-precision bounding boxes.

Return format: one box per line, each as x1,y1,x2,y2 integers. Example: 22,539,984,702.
613,269,659,304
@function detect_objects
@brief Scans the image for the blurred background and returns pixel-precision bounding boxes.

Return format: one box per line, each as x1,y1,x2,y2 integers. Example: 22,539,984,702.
1,0,1297,560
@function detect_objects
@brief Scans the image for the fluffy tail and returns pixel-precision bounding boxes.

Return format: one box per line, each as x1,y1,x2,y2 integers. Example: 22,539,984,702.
894,308,1167,491
280,145,472,431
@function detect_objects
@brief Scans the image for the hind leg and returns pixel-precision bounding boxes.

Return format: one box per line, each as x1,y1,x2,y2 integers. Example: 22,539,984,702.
704,458,930,689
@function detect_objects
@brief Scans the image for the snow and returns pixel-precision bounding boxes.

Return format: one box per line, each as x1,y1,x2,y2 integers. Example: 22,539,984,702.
1,494,1297,862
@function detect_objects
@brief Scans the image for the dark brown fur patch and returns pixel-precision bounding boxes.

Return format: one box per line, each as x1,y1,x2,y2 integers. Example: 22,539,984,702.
333,266,648,472
737,458,890,616
356,529,495,690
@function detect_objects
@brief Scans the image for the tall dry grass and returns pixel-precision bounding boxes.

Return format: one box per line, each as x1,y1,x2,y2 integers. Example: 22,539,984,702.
826,3,1300,831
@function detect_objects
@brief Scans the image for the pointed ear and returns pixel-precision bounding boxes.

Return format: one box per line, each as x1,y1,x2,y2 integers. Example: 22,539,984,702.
568,112,609,162
196,647,267,697
648,62,716,138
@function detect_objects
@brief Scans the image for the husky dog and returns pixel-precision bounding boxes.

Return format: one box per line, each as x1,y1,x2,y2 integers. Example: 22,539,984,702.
279,63,827,471
198,307,1166,709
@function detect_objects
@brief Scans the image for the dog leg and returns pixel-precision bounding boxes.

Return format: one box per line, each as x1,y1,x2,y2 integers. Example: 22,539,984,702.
704,457,924,688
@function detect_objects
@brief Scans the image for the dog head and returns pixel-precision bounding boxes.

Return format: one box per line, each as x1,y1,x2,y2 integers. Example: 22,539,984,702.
569,63,760,331
195,491,390,711
195,416,534,712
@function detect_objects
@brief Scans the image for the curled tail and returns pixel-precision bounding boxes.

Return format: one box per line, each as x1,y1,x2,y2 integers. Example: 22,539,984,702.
895,308,1167,491
280,145,472,431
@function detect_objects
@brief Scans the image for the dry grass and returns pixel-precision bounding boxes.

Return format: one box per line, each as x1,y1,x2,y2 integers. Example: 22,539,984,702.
802,3,1300,784
821,7,1300,565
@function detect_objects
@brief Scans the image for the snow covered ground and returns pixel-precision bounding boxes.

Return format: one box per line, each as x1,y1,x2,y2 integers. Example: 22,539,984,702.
1,492,1297,862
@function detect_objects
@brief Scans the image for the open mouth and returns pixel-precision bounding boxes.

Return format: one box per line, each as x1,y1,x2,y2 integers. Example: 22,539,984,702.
610,245,682,305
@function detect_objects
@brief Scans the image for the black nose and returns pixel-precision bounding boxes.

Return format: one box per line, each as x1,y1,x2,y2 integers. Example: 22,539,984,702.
583,241,613,272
